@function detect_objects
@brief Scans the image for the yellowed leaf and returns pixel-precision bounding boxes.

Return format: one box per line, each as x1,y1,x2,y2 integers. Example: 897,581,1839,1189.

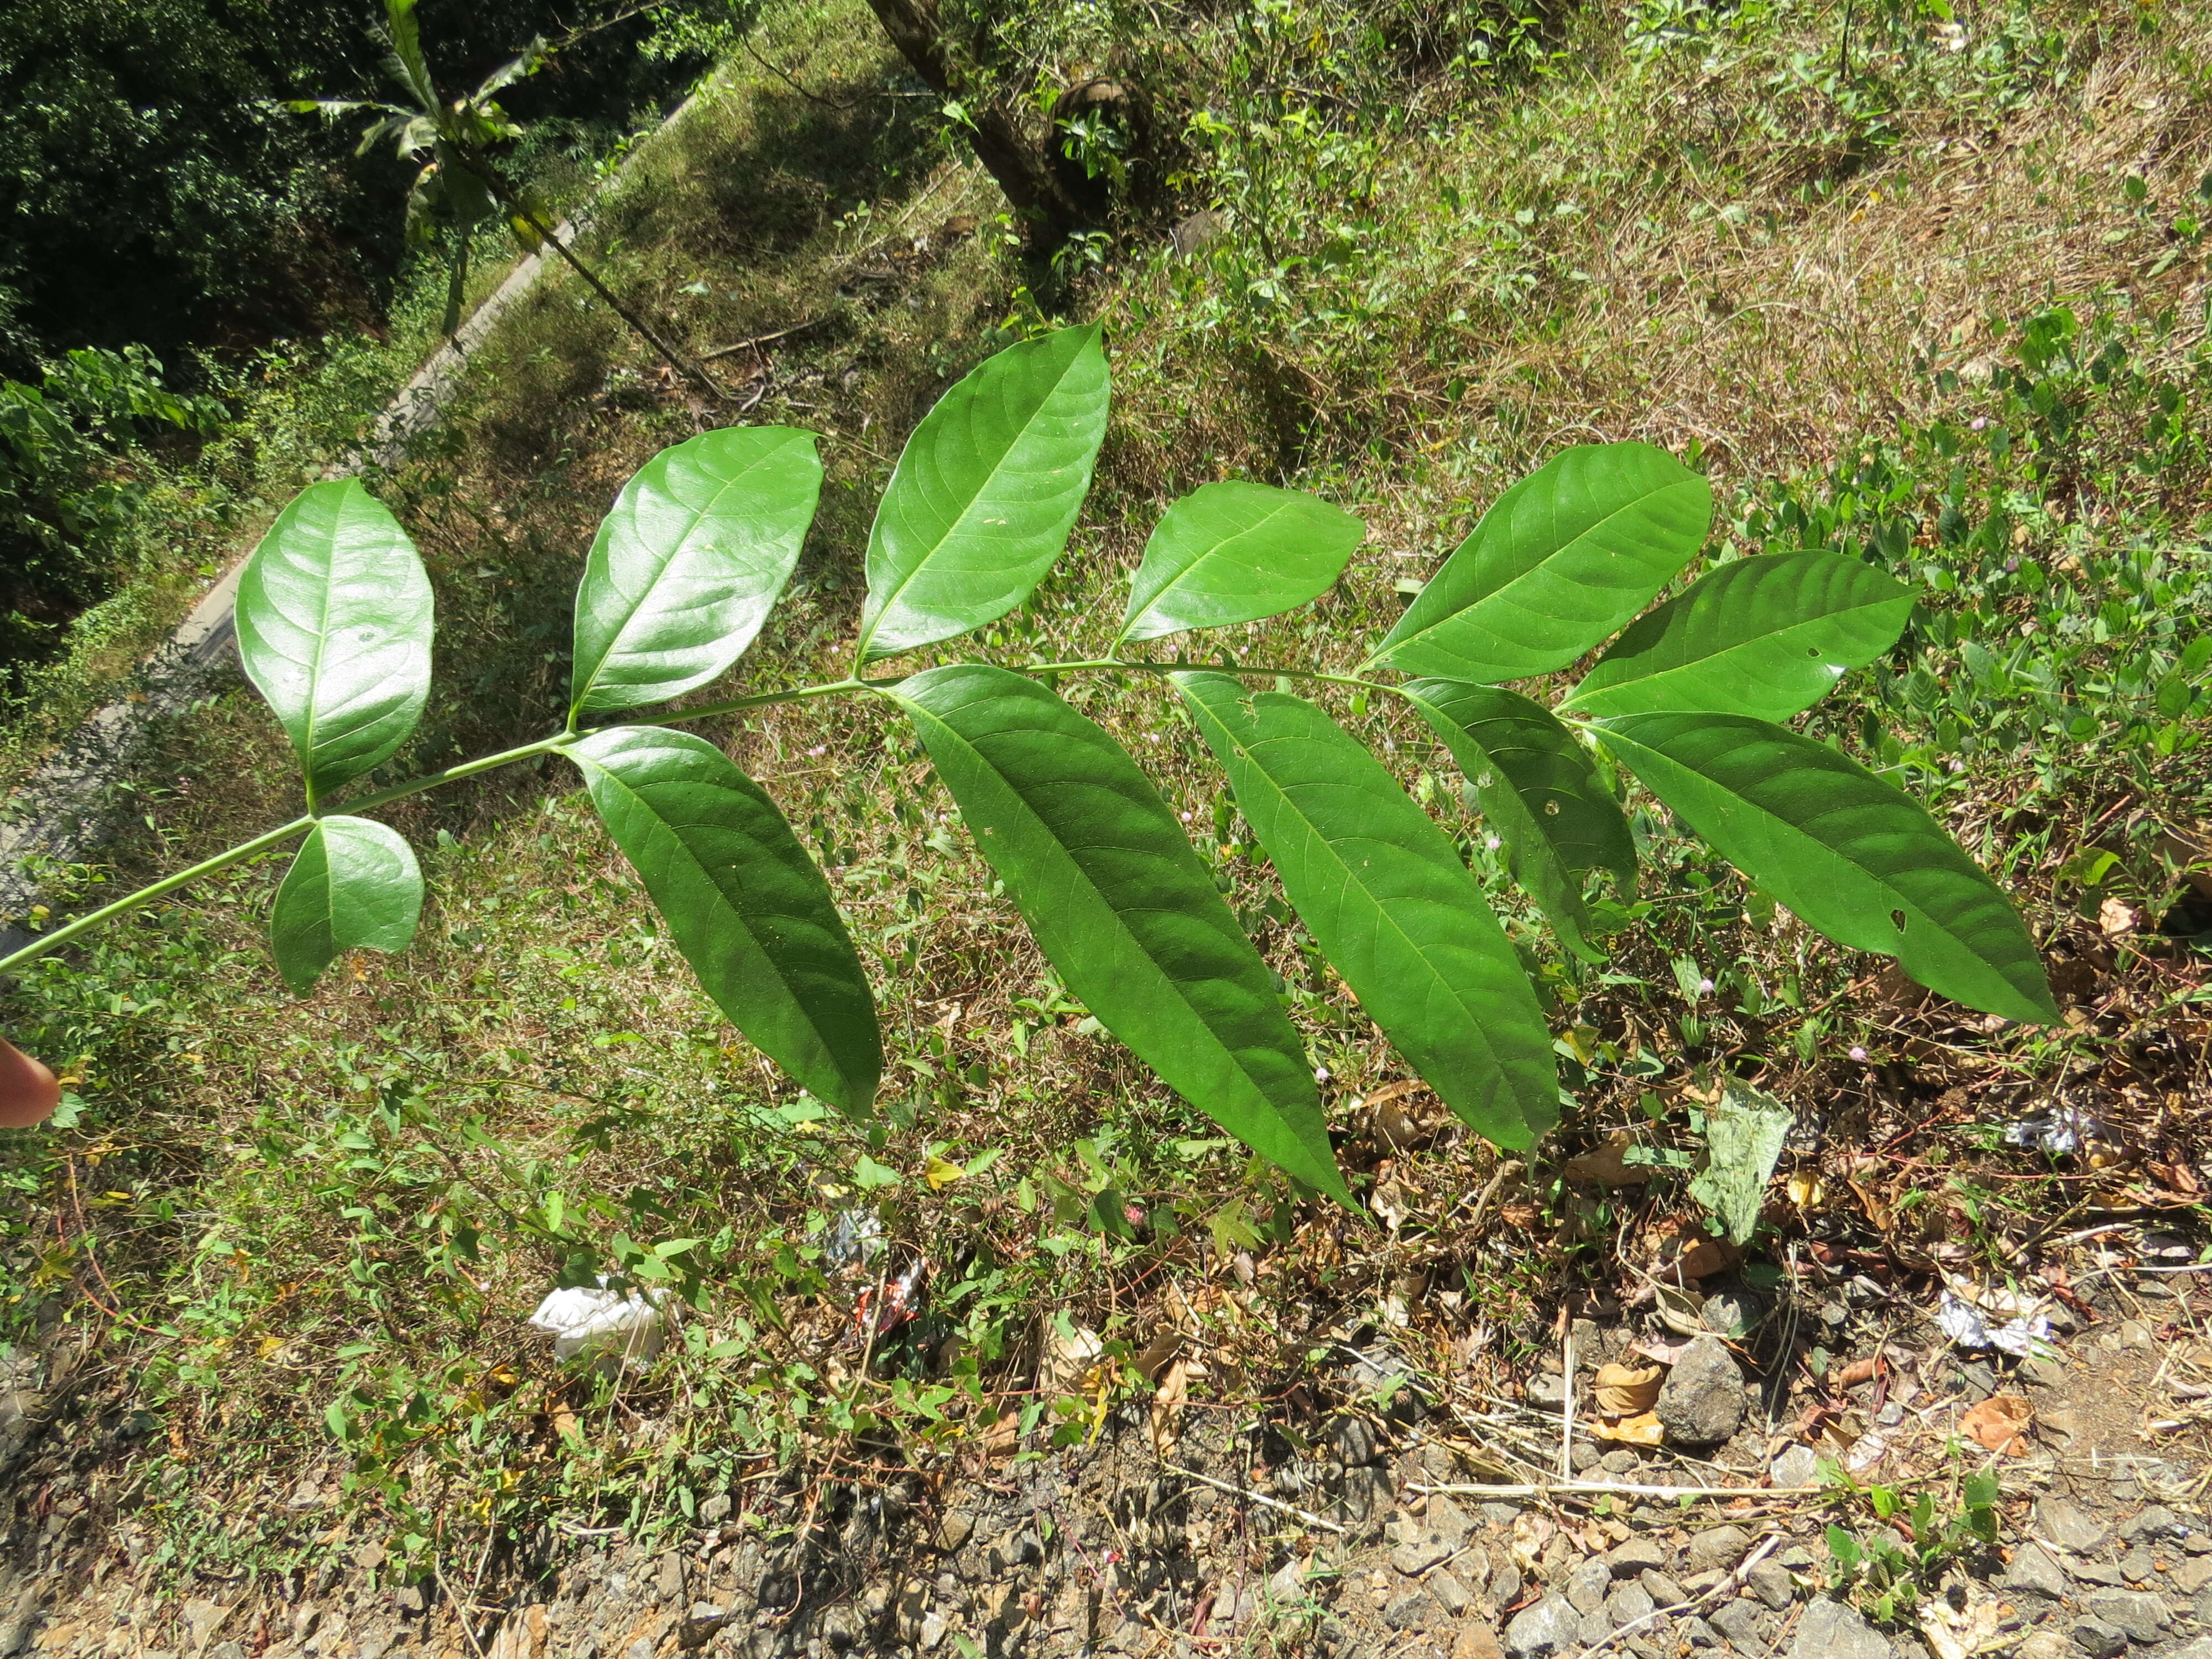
1593,1362,1662,1416
1591,1411,1664,1446
924,1154,967,1191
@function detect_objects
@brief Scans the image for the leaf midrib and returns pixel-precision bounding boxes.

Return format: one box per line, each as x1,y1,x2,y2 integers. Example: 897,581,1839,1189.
1119,495,1305,642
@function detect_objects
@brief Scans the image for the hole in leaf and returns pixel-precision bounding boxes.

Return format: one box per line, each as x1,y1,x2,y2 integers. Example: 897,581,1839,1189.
1890,909,1907,932
1543,800,1561,816
1807,645,1822,656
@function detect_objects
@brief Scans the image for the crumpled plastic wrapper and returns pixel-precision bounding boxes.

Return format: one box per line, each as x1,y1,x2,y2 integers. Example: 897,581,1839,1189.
528,1279,671,1366
1936,1284,2054,1359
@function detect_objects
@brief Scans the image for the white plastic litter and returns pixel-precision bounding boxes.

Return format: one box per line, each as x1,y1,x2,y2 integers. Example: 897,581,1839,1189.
1936,1284,2054,1359
527,1279,670,1365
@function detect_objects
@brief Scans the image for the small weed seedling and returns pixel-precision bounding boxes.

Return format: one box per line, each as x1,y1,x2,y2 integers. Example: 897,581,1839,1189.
1825,1469,2001,1621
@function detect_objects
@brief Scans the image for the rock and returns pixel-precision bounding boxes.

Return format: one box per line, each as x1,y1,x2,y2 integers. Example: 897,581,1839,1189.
919,1611,946,1652
1427,1493,1472,1546
1642,1571,1687,1606
2173,1556,2212,1595
1609,1538,1673,1577
2002,1543,2072,1602
1892,1639,1932,1659
1505,1595,1583,1659
1431,1570,1474,1616
1568,1556,1615,1616
1337,1465,1396,1536
1383,1589,1436,1630
1658,1337,1746,1447
1710,1598,1769,1648
658,1552,685,1603
1688,1527,1754,1575
1745,1561,1796,1610
930,1511,975,1554
2123,1507,2185,1542
1608,1584,1657,1627
1527,1374,1568,1410
1578,1609,1617,1647
1454,1628,1509,1659
1790,1599,1890,1659
1269,1558,1305,1604
1772,1444,1821,1489
2018,1634,2075,1659
1702,1287,1766,1337
2073,1563,2128,1588
1680,1615,1720,1647
1490,1558,1525,1610
2120,1548,2157,1585
1334,1415,1383,1468
1392,1532,1454,1576
2069,1619,2126,1658
2081,1590,2168,1644
699,1493,732,1524
2037,1499,2109,1554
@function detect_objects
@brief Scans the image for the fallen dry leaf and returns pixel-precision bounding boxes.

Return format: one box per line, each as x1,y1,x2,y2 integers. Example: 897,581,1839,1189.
1833,1350,1883,1390
1564,1132,1653,1187
1674,1237,1744,1280
1593,1362,1663,1416
2099,896,2143,938
1591,1411,1665,1446
1959,1394,2034,1455
1149,1356,1190,1456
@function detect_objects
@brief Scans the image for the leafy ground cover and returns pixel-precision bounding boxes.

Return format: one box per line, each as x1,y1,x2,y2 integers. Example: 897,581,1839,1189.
0,0,2208,1625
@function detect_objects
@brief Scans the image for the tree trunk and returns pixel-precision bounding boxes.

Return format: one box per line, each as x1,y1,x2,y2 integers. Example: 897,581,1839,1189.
860,0,1084,243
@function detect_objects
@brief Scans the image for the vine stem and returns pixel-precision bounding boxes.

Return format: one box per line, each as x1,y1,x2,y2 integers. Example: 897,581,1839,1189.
0,659,1409,981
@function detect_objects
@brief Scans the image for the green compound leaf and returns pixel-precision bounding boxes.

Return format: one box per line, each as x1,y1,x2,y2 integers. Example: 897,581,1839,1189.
568,726,881,1117
1174,674,1558,1149
1118,482,1366,645
857,325,1109,665
1564,552,1913,720
1400,679,1635,962
237,478,433,802
271,815,424,994
1688,1077,1793,1246
1365,442,1711,683
891,664,1347,1202
1593,713,2057,1023
570,426,823,719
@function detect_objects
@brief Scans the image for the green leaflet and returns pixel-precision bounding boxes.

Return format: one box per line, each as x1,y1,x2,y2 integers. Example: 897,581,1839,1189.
890,664,1348,1201
1564,551,1913,719
1688,1077,1793,1246
1401,679,1635,962
270,815,424,994
570,426,823,719
857,325,1109,664
236,478,434,803
568,726,881,1117
1365,442,1711,683
1118,482,1366,645
1593,713,2057,1023
1174,674,1558,1149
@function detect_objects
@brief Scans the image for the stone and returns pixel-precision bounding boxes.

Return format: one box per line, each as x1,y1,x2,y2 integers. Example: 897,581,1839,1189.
1490,1558,1525,1610
1709,1598,1768,1648
2120,1548,2158,1585
1431,1571,1475,1616
929,1512,975,1554
2069,1619,2126,1658
1892,1639,1932,1659
699,1493,732,1525
1505,1595,1583,1659
2173,1555,2212,1595
1428,1494,1474,1548
2018,1634,2075,1659
1578,1609,1618,1647
1745,1561,1797,1610
1609,1538,1674,1577
1454,1630,1509,1659
2124,1507,2185,1542
2197,1587,2212,1629
2081,1591,2168,1644
2037,1499,2109,1554
1702,1287,1766,1338
1392,1532,1454,1576
658,1553,685,1603
1642,1571,1687,1607
1679,1616,1720,1647
2002,1543,2072,1602
1608,1584,1657,1627
2073,1563,2128,1588
1772,1444,1821,1489
1789,1599,1890,1659
1687,1527,1754,1575
1658,1337,1747,1447
1527,1375,1568,1410
1269,1558,1305,1605
1334,1415,1384,1468
1383,1589,1436,1631
1337,1465,1397,1536
918,1613,946,1652
1568,1556,1616,1616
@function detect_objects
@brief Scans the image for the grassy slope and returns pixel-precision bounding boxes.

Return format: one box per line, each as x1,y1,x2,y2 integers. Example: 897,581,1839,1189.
2,0,2210,1585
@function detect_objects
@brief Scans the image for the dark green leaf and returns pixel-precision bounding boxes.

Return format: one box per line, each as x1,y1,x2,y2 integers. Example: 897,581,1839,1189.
570,426,822,718
890,665,1345,1200
1564,552,1913,719
236,478,433,803
1400,679,1634,960
1593,713,2057,1022
568,726,880,1115
1365,442,1710,682
1174,674,1557,1149
857,326,1109,664
270,815,424,994
1118,482,1365,645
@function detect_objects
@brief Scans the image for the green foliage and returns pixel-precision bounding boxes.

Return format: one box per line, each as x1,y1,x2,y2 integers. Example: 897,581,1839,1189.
0,346,225,674
11,325,2056,1201
567,726,880,1116
568,426,822,720
1687,1076,1792,1244
858,324,1110,665
270,816,425,993
234,477,434,805
1825,1470,2001,1622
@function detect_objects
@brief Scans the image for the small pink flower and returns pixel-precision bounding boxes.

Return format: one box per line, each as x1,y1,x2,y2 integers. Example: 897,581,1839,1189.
1970,417,1987,431
1849,1045,1869,1063
1180,811,1193,822
807,745,827,758
1697,978,1715,996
